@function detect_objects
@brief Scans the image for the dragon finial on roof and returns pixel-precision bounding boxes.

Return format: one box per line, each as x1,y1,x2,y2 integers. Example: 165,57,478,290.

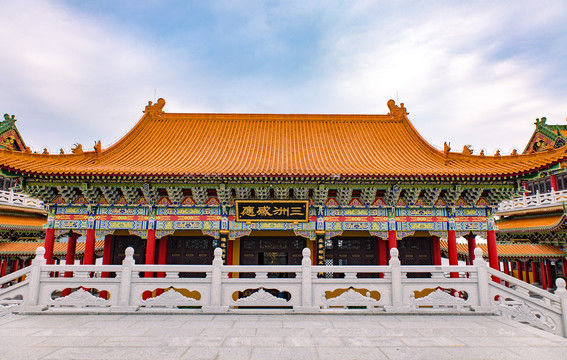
462,145,472,155
72,143,83,154
387,99,409,119
144,98,166,116
94,140,102,155
443,142,451,155
3,114,16,124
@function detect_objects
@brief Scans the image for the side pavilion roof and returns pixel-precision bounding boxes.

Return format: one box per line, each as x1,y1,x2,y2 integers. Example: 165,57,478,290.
1,99,566,179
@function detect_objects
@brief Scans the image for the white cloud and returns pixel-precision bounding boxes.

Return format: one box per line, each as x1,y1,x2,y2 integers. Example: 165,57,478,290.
318,1,567,154
0,0,566,157
0,0,186,152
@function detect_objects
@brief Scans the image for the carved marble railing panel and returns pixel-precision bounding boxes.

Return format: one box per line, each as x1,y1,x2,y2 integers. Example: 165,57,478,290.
498,189,567,213
141,288,201,308
487,269,566,337
0,189,44,209
51,288,110,308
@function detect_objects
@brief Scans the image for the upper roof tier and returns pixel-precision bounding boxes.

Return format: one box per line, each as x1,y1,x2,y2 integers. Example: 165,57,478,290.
1,99,566,179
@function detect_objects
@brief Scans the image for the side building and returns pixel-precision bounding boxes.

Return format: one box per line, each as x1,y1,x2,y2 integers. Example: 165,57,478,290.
496,116,567,289
0,114,47,277
1,99,566,276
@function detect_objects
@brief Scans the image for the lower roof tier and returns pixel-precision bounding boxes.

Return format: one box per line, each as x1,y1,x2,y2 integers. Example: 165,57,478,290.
440,240,566,261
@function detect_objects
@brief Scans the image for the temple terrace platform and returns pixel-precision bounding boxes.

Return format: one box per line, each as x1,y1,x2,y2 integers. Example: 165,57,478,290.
1,313,567,360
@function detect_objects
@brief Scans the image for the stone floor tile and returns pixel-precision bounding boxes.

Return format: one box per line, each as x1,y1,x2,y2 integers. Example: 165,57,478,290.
181,320,234,328
36,336,107,347
178,347,219,360
507,346,567,359
0,326,43,336
167,336,225,347
311,327,368,337
455,335,563,347
415,327,477,337
284,336,345,347
43,346,187,360
317,346,388,360
283,320,332,328
99,336,168,347
2,346,58,360
380,346,453,360
233,319,283,328
142,326,204,337
442,346,523,360
216,347,254,360
33,327,100,337
343,336,404,347
224,336,283,347
201,327,256,336
250,346,319,360
400,336,466,347
256,327,311,337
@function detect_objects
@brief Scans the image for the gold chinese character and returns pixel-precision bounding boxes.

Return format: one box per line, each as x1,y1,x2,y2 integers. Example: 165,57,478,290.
240,206,256,217
290,207,304,216
273,207,290,216
256,206,272,217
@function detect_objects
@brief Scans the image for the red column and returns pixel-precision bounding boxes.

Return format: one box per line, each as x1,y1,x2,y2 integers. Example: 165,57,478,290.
503,261,510,287
145,229,156,278
101,234,113,278
378,239,388,265
432,236,441,265
546,260,553,289
563,259,567,277
44,228,55,264
378,238,388,278
83,228,96,265
0,259,6,277
466,234,476,265
541,260,548,290
65,233,77,277
157,236,168,278
516,262,523,281
551,175,558,192
447,230,458,278
227,239,233,266
487,229,500,282
503,261,509,275
531,261,538,283
388,230,397,260
524,260,531,283
12,258,19,274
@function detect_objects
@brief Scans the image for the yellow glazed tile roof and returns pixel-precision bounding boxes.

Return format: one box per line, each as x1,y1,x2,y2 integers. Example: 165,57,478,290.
0,240,104,257
495,214,565,232
440,240,566,260
1,99,566,178
0,214,46,230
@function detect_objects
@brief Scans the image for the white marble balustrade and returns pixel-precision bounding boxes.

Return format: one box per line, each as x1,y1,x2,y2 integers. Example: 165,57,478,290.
1,246,567,338
498,189,567,213
0,189,44,209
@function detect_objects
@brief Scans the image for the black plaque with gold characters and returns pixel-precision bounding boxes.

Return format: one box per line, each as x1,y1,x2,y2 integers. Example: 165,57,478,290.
235,200,309,222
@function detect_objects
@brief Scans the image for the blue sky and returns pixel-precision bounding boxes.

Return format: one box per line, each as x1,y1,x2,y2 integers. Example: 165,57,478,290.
1,0,566,155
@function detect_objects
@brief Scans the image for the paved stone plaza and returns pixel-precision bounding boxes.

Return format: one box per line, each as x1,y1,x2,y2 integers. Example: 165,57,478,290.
1,313,566,360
